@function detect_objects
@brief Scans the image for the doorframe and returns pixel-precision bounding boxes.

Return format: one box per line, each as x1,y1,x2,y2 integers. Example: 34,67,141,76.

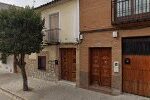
122,37,125,93
121,37,123,92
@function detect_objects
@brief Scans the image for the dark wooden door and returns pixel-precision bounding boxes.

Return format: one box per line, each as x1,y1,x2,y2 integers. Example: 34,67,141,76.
123,38,150,97
60,48,76,82
90,48,112,87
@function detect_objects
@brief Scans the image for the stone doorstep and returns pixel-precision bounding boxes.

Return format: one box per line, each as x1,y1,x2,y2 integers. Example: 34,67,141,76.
0,87,25,100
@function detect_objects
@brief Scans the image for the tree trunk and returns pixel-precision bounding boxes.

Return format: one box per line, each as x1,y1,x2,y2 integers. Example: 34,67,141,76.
16,54,29,91
20,65,29,91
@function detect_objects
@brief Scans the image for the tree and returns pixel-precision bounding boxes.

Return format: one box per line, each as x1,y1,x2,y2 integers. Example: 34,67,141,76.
0,6,44,91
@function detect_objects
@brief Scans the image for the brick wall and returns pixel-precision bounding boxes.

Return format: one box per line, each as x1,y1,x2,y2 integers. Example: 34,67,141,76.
80,0,112,31
79,0,150,95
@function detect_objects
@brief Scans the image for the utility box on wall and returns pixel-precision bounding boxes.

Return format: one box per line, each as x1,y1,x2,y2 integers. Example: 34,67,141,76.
112,31,118,38
114,61,119,73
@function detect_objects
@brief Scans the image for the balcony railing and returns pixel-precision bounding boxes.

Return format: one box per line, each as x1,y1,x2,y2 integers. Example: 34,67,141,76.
112,0,150,26
43,28,60,45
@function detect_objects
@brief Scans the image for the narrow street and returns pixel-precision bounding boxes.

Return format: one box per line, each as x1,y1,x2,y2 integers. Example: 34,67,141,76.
0,93,12,100
0,71,149,100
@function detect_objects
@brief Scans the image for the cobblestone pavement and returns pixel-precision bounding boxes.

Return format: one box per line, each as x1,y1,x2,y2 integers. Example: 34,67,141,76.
0,71,149,100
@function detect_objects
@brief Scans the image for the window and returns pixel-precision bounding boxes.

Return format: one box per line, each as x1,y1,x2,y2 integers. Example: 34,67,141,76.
47,12,60,43
117,0,131,17
116,0,150,17
38,56,46,70
49,12,59,29
134,0,150,14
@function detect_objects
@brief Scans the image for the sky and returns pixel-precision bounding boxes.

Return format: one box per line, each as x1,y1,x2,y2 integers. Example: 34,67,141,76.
0,0,52,7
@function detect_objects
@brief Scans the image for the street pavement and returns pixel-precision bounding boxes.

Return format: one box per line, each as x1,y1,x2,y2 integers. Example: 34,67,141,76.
0,93,12,100
0,71,149,100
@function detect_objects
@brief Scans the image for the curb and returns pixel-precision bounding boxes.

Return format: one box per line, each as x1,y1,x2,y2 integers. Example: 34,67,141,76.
0,88,25,100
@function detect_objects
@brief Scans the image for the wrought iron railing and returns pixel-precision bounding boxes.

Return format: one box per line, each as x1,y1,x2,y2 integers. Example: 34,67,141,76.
112,0,150,25
43,28,60,44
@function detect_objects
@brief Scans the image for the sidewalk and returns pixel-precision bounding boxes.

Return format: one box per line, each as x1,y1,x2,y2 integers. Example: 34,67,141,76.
0,92,12,100
0,71,149,100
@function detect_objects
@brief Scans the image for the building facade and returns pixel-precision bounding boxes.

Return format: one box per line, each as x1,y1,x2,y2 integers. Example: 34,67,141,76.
26,0,80,83
79,0,150,97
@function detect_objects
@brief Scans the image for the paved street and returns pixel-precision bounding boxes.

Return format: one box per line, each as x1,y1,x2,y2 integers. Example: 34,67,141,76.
0,93,12,100
0,71,149,100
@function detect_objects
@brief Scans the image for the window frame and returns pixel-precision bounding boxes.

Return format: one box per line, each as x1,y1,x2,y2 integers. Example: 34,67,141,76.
38,56,46,71
49,12,60,30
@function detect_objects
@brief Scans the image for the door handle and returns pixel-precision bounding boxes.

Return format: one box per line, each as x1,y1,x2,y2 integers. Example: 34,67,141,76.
124,58,131,64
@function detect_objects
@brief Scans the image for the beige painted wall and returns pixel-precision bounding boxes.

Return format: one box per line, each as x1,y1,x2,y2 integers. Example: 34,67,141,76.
29,45,58,65
29,0,79,62
42,46,58,61
41,0,79,43
27,0,80,82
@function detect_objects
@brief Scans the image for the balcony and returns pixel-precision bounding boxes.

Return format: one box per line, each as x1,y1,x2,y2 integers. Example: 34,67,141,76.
112,0,150,28
43,28,60,45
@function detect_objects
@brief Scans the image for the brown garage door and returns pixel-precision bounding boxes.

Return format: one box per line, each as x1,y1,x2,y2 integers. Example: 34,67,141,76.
123,38,150,97
90,48,112,87
60,48,76,82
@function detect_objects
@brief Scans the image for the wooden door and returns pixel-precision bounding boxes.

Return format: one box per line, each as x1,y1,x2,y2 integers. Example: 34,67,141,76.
123,55,150,96
90,48,112,87
60,48,76,82
123,38,150,97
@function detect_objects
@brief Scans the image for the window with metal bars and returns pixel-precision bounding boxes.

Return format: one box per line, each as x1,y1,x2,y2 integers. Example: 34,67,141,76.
116,0,150,17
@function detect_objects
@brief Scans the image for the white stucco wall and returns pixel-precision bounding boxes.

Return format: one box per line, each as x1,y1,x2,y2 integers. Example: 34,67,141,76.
41,0,80,43
0,56,14,73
